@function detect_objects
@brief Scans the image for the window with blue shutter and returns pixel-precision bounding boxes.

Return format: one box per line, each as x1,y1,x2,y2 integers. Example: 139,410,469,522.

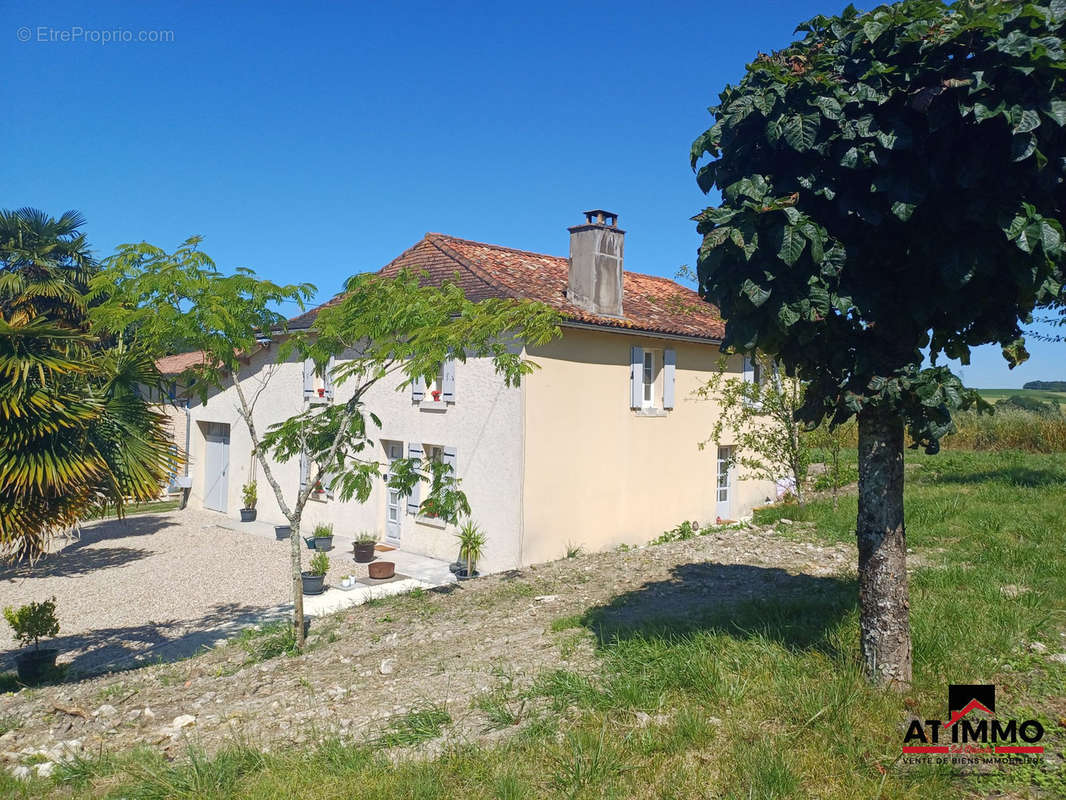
302,358,315,400
630,346,643,409
323,356,336,400
411,375,425,403
442,359,456,402
406,443,423,513
663,349,676,409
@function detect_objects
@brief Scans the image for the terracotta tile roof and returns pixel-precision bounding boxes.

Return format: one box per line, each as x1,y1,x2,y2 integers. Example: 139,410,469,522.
288,233,724,341
155,350,210,375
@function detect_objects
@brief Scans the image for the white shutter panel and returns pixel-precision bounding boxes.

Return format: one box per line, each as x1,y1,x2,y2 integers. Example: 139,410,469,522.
663,349,676,410
443,446,457,473
302,358,314,399
406,443,423,514
630,346,643,409
442,360,456,402
323,356,336,400
411,375,425,403
298,450,309,491
742,355,755,384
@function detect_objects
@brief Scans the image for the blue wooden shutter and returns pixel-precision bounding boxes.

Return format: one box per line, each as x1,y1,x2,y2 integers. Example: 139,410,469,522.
442,359,456,402
663,349,676,409
443,445,457,474
630,346,643,408
411,375,425,403
302,358,314,399
406,443,423,513
323,356,336,400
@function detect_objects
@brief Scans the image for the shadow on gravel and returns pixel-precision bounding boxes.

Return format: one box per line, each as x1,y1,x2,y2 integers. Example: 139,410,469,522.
581,561,855,655
0,600,285,682
0,515,179,580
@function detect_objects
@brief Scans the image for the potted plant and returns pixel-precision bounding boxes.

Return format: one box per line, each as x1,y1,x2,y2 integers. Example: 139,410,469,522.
313,522,334,551
317,387,326,398
353,531,376,563
240,481,258,522
275,524,291,540
340,574,353,589
302,551,329,595
368,561,395,579
455,520,486,581
431,389,442,401
4,597,60,683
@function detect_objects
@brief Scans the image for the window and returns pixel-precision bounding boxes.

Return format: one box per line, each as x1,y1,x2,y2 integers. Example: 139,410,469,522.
642,349,661,408
717,446,734,503
427,366,445,402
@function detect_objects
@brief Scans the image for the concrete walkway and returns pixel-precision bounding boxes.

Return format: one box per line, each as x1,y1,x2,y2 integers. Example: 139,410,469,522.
213,515,456,618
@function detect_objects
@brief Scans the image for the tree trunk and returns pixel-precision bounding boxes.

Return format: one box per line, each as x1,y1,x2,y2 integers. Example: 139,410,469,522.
290,515,305,647
856,405,912,689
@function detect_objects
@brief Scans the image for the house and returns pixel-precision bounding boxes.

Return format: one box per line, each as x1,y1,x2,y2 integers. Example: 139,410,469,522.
167,211,776,572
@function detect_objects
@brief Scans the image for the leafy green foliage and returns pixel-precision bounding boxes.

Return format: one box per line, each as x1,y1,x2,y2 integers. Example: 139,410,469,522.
455,519,487,575
699,353,810,502
312,522,333,538
241,481,257,509
3,597,58,649
0,211,176,561
691,0,1066,449
308,551,329,577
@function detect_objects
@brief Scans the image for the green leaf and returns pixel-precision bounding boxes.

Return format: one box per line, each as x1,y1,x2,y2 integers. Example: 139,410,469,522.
1013,108,1041,134
1011,133,1037,162
812,96,843,121
740,279,771,307
776,224,806,265
891,201,916,221
1041,99,1066,126
782,113,820,151
840,146,860,168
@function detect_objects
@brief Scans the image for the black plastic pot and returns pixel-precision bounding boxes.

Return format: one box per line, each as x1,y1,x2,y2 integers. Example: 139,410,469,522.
301,572,326,595
15,648,58,683
455,567,480,581
274,525,291,540
240,508,257,522
353,541,376,563
314,535,334,552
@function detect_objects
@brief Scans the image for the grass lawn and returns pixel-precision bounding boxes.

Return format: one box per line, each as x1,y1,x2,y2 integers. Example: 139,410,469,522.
6,451,1064,799
976,388,1066,405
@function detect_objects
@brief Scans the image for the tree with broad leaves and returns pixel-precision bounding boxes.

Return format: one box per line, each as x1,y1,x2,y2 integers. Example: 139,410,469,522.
93,241,560,647
691,0,1065,687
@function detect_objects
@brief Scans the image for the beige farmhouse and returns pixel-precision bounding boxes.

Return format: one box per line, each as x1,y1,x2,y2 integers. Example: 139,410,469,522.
160,211,777,572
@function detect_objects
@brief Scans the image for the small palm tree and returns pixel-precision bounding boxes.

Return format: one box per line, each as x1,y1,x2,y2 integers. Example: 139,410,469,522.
455,520,486,578
0,210,176,562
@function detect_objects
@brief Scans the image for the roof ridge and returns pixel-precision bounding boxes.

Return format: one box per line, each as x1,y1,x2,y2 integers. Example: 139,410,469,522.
425,234,522,300
426,232,698,291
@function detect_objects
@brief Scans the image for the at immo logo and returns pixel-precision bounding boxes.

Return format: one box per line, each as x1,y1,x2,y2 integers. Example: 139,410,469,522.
902,685,1044,755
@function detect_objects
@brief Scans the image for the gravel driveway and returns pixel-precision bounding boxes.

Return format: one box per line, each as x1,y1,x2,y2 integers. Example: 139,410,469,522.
0,510,296,676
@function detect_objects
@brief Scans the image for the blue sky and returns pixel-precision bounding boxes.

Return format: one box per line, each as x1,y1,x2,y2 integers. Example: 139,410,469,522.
4,0,1061,387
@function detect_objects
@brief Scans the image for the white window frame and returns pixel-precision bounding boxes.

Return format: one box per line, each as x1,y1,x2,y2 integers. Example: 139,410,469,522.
642,349,661,409
416,443,448,527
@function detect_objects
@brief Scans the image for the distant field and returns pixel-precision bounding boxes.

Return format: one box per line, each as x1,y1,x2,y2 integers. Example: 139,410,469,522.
976,387,1066,404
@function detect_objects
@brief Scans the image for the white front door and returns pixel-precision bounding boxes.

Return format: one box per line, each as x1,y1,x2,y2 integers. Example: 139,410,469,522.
384,441,403,544
716,445,734,520
203,423,230,513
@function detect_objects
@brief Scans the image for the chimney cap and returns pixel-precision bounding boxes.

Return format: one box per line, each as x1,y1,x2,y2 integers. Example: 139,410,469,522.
581,209,619,227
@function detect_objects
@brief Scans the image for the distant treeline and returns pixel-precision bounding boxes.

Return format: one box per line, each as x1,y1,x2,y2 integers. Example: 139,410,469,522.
1022,381,1066,391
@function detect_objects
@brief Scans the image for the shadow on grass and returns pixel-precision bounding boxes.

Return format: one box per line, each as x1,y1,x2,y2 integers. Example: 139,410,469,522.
924,466,1064,488
581,561,855,654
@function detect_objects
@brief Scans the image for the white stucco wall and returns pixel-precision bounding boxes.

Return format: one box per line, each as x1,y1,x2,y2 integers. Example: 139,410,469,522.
182,343,525,573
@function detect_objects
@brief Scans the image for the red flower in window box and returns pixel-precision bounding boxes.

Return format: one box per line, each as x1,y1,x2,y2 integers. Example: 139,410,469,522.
431,389,442,401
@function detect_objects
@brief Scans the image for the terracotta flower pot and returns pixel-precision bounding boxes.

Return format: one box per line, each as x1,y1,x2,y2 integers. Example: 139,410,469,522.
367,561,395,580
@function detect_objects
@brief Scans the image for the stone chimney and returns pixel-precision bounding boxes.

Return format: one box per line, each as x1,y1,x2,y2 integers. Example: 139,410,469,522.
567,210,624,317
